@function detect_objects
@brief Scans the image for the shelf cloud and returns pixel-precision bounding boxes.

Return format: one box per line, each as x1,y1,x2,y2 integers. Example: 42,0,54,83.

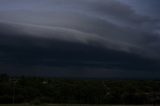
0,0,160,78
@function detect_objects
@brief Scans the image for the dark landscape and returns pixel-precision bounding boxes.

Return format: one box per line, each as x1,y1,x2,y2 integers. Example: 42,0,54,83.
0,0,160,105
0,74,160,105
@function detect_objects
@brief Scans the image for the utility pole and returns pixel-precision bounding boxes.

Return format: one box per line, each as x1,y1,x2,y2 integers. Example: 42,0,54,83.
12,78,17,104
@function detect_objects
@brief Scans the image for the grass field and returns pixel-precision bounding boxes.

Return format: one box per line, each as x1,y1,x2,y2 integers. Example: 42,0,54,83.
0,104,159,106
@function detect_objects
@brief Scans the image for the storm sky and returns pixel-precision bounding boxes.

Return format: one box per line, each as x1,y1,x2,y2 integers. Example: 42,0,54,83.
0,0,160,79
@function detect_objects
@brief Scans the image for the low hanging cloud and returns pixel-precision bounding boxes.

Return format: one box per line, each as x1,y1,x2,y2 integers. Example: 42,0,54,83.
0,0,159,57
0,0,160,78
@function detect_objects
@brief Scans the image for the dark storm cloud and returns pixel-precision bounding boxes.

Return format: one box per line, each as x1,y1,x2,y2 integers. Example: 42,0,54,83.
120,0,160,17
0,0,159,56
0,24,159,73
0,0,160,78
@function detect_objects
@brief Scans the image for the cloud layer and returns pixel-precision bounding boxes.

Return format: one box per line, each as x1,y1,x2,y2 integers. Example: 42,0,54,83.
0,0,160,78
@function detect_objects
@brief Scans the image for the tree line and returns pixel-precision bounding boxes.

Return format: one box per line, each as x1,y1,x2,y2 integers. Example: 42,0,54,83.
0,74,160,104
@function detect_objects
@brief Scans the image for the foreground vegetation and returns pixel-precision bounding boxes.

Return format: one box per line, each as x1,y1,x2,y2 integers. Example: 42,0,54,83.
0,74,160,105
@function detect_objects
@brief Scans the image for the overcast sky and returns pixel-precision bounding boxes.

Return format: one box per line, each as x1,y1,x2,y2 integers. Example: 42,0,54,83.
0,0,160,79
